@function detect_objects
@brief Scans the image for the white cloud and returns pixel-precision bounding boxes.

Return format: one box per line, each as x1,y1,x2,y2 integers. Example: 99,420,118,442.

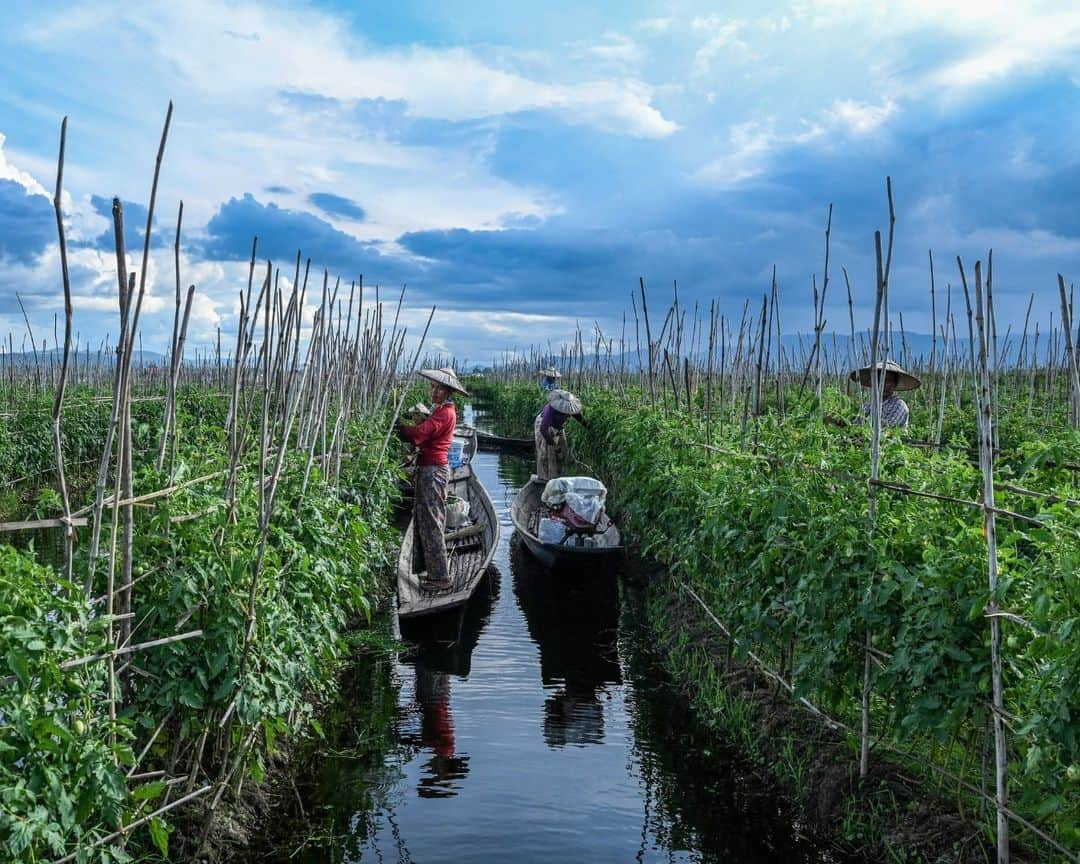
391,306,591,362
694,120,779,187
24,2,674,140
5,0,675,306
825,98,897,136
693,96,896,189
793,0,1080,95
956,227,1080,260
929,11,1080,90
691,16,753,76
0,133,49,197
638,17,673,34
579,32,647,67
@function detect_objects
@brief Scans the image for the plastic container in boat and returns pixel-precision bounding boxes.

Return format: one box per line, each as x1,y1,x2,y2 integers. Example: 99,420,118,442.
538,516,569,544
448,438,466,468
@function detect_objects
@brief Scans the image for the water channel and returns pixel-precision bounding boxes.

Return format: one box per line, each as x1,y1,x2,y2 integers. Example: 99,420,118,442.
270,408,839,863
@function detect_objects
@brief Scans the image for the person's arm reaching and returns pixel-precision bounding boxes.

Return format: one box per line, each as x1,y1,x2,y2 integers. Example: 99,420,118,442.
401,409,450,449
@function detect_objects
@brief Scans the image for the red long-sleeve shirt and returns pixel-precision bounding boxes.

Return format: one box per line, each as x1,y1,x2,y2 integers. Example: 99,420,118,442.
401,401,457,466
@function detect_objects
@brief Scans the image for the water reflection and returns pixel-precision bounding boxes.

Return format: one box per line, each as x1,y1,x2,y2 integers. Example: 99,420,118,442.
265,446,835,864
398,571,499,798
512,542,622,748
412,666,467,798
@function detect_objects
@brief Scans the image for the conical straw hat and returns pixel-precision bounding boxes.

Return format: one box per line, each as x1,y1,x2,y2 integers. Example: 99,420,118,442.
547,388,582,414
850,360,921,391
537,366,562,378
419,367,469,395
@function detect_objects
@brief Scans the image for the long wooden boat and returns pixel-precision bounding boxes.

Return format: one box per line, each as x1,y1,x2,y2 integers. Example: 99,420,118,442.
397,462,500,619
449,427,479,482
510,477,622,568
398,569,500,676
475,429,534,454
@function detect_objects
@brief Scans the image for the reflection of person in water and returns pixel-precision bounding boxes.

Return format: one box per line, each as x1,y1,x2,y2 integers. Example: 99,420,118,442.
414,662,470,798
512,546,622,748
398,575,498,799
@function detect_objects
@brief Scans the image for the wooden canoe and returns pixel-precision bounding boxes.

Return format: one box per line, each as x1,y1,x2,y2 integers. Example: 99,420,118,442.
450,427,479,482
398,569,500,676
510,477,622,569
475,429,534,454
397,464,500,619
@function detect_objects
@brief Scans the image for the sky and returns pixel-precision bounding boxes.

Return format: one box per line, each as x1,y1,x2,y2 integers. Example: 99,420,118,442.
1,0,1079,363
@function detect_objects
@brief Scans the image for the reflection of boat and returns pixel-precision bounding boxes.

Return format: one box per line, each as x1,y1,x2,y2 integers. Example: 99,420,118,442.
399,570,500,676
399,573,499,799
510,477,622,568
397,463,500,618
512,545,622,747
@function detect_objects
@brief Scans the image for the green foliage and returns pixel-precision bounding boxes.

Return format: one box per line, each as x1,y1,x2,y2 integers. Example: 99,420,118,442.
0,546,133,861
466,377,543,438
0,385,400,861
486,380,1080,856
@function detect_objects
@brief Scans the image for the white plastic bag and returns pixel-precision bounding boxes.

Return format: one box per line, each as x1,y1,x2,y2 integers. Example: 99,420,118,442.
445,495,470,529
542,477,607,525
541,476,607,506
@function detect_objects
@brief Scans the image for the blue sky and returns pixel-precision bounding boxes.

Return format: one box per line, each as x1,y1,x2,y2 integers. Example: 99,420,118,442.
1,0,1078,361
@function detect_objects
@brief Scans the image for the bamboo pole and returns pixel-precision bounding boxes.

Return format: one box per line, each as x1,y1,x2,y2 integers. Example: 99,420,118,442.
50,116,75,583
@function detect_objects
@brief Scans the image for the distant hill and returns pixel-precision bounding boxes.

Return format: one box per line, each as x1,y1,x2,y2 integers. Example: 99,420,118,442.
0,348,168,367
506,331,1053,373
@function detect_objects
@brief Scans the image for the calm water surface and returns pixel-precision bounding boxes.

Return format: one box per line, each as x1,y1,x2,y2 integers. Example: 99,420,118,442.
280,411,833,863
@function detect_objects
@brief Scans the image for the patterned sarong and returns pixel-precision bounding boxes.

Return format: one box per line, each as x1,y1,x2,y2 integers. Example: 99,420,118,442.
534,411,567,481
414,464,451,586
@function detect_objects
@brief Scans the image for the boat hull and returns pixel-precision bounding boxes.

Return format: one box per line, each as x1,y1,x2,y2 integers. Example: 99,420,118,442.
510,478,622,569
476,430,533,455
397,465,500,619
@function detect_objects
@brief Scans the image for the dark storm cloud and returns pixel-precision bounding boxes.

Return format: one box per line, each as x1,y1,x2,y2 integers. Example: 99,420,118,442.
200,193,413,284
88,194,164,253
308,192,366,221
0,179,54,263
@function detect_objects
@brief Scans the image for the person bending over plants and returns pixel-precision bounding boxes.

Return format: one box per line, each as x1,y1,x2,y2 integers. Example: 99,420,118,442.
826,360,920,430
534,388,588,481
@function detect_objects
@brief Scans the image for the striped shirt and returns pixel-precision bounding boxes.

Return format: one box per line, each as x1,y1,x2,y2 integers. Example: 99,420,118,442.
861,396,909,430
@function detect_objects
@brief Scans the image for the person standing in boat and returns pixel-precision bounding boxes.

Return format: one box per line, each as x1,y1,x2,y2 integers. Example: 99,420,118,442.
538,366,562,393
534,388,587,481
397,368,468,591
850,360,920,430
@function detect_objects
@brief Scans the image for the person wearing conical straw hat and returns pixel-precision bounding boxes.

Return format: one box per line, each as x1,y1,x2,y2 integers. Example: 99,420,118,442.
537,366,562,393
534,388,587,481
850,360,920,430
397,367,468,591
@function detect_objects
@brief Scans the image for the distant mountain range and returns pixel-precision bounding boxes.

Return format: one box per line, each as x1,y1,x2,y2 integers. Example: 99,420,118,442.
488,331,1059,373
0,348,168,367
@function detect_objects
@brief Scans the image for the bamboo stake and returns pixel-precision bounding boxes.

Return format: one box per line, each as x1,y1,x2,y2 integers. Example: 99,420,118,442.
50,116,75,583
